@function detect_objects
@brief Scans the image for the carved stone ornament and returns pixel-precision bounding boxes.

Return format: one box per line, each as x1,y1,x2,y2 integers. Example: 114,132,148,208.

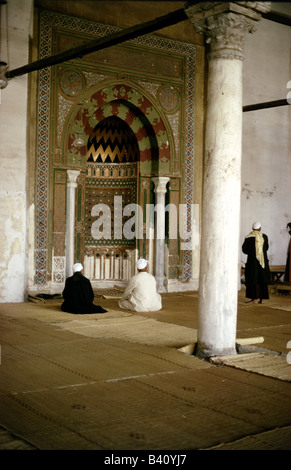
185,1,271,61
198,12,256,60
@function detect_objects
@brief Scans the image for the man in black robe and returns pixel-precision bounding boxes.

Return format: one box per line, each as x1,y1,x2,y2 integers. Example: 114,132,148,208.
61,263,107,314
242,221,270,304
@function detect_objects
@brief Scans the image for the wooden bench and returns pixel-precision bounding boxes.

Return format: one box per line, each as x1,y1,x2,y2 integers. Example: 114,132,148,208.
270,283,291,294
269,265,286,283
241,265,286,283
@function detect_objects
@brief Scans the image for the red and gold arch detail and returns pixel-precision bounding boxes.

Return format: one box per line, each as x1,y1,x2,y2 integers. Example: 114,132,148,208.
68,84,170,164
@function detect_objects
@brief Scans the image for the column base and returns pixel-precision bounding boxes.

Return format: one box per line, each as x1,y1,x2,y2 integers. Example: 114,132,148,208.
195,343,237,360
167,278,198,292
156,276,167,293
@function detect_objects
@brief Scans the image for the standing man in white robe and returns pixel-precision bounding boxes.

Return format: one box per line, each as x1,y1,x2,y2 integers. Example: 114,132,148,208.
119,259,162,312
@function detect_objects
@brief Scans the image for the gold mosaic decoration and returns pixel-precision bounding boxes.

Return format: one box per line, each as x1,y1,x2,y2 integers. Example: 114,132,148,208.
86,116,139,163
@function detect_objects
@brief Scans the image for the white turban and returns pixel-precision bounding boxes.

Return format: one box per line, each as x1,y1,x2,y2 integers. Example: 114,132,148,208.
73,263,83,273
252,221,261,230
136,258,147,270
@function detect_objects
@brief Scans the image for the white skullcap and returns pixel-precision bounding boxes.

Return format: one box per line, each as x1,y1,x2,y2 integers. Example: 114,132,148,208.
73,263,83,273
136,258,147,270
252,221,261,230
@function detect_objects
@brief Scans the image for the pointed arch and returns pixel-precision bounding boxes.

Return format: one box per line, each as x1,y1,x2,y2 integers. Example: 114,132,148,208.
62,82,173,168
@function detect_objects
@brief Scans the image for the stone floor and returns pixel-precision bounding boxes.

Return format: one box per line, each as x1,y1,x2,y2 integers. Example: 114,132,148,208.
0,288,290,453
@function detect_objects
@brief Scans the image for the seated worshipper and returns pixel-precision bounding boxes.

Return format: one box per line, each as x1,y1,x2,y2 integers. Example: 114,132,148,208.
118,259,162,312
61,263,107,314
242,221,270,304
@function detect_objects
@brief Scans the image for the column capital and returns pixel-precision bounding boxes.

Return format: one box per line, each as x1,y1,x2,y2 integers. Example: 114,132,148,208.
185,2,271,61
67,169,80,188
152,176,170,194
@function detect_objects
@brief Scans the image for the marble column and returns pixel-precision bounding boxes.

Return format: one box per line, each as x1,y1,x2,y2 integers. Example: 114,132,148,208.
152,176,170,292
65,170,80,278
186,2,270,358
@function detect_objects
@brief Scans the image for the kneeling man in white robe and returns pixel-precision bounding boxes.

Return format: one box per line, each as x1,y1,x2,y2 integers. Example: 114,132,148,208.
119,259,162,312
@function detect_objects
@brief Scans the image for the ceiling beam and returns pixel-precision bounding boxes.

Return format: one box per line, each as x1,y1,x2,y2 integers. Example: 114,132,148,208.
262,11,291,27
243,99,290,112
6,7,189,80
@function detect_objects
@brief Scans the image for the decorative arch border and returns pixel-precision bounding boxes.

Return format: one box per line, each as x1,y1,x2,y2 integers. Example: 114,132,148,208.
63,82,173,165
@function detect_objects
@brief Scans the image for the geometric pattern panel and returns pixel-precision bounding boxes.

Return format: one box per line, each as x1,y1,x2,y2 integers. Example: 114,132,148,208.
85,177,137,247
53,171,66,257
52,256,65,284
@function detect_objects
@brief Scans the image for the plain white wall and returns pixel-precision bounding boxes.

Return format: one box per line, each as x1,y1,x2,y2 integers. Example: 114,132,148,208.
241,9,291,267
0,0,33,301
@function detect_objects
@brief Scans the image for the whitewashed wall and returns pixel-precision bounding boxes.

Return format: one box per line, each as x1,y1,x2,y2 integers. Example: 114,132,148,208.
0,0,33,301
241,6,291,267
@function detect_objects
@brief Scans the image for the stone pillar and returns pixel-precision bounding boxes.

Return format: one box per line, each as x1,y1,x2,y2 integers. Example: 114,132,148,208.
152,176,170,292
65,170,80,278
186,2,271,358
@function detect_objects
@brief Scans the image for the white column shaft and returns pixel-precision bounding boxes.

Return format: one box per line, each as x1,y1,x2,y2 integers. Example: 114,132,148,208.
185,3,271,357
198,59,242,357
66,170,80,278
152,177,170,292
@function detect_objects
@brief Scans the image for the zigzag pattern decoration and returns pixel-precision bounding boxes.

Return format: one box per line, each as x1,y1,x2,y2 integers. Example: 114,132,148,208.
86,116,139,163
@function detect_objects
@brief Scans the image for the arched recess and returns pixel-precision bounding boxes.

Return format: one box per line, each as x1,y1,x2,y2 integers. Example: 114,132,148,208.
61,82,175,285
84,114,140,283
63,82,174,173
